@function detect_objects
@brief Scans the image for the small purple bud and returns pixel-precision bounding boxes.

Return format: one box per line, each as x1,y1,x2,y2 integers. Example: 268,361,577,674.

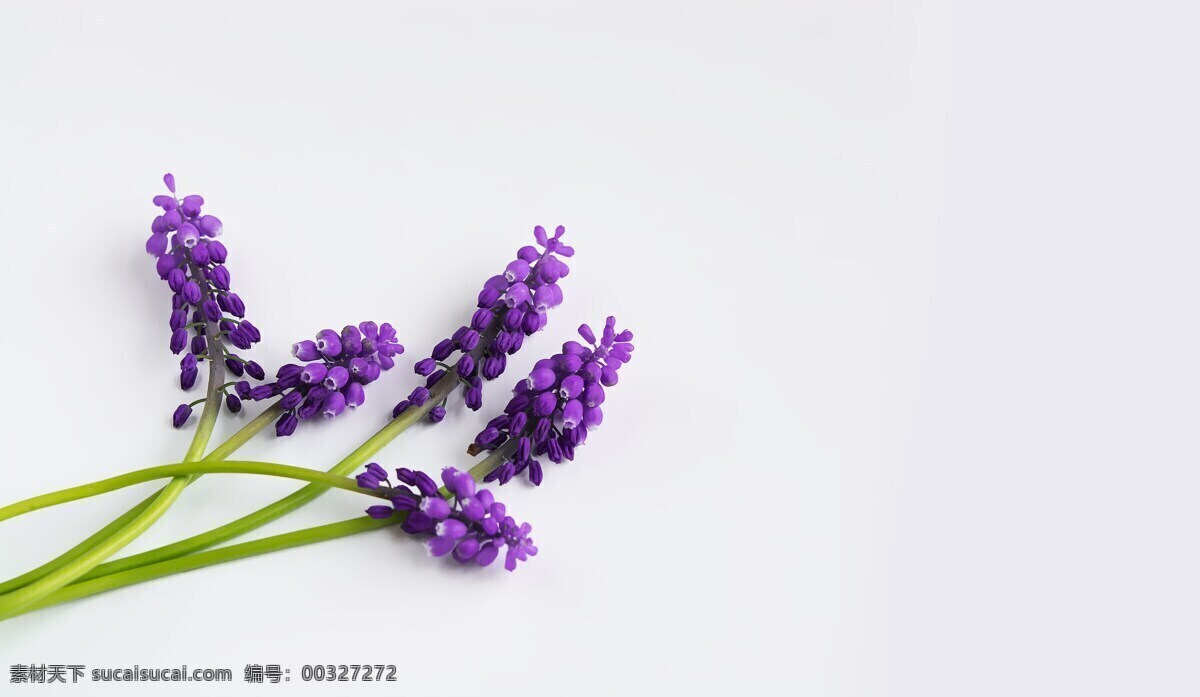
275,413,299,437
198,215,223,237
456,354,475,378
431,338,455,361
425,368,445,387
314,328,343,355
426,536,457,557
244,360,265,381
533,391,558,417
477,287,502,308
401,511,434,534
321,391,347,419
504,259,530,283
182,280,201,305
180,367,198,390
207,239,227,262
181,194,204,217
420,497,451,520
189,241,211,265
228,328,252,350
163,173,176,193
533,283,563,311
436,519,468,540
300,362,328,384
583,382,605,407
391,400,411,418
169,328,187,354
340,325,363,355
223,293,245,318
235,381,252,399
465,385,483,411
460,329,481,351
163,208,182,230
522,310,546,335
505,283,531,308
509,411,528,434
414,357,437,376
202,299,221,322
249,384,276,401
366,505,394,519
407,386,429,407
190,333,207,357
504,307,525,331
176,223,200,248
343,382,365,409
475,427,500,447
292,340,319,361
172,403,192,428
207,264,231,290
517,244,540,263
561,399,584,429
601,365,620,387
414,471,439,497
534,416,552,443
323,365,349,390
428,405,446,422
583,405,604,430
475,542,501,567
526,368,557,391
239,320,261,343
226,394,242,414
279,390,304,410
452,537,480,563
559,374,584,399
146,233,169,256
529,459,544,486
224,357,245,377
169,308,188,331
471,308,494,331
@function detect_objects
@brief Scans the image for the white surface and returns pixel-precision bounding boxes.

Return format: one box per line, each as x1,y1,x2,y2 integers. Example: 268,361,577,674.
1,1,1197,695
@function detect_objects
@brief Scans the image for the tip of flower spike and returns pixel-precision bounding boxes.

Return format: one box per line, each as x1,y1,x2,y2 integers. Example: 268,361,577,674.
163,173,176,193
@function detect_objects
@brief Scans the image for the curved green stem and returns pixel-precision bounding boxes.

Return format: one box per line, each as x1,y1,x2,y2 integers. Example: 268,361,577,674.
76,324,499,584
5,447,513,620
0,460,394,523
0,404,280,596
0,284,228,615
13,517,397,619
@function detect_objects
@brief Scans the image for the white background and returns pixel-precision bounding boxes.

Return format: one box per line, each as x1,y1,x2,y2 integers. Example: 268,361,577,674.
1,1,1197,695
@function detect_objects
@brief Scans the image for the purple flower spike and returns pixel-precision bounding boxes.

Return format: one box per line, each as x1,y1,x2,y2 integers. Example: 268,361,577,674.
249,320,404,436
470,317,633,485
403,225,574,424
148,174,264,425
356,465,536,572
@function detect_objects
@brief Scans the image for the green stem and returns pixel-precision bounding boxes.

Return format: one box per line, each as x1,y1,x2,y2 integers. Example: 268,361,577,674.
0,278,229,613
16,517,397,618
8,447,513,620
0,404,280,596
74,323,499,584
0,460,395,523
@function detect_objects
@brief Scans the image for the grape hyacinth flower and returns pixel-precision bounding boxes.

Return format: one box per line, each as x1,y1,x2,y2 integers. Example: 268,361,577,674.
357,465,537,571
397,225,572,423
470,317,634,486
147,173,264,428
247,323,404,436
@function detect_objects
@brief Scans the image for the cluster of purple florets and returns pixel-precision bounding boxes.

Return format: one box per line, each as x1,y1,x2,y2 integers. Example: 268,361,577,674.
395,225,572,422
472,317,634,486
357,465,537,572
148,174,265,428
242,323,404,436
